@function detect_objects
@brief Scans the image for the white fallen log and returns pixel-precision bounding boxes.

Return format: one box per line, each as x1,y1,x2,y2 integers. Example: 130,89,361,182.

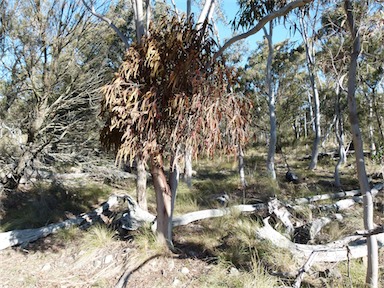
356,225,384,237
255,217,384,263
172,204,266,227
294,182,383,205
0,194,125,250
268,198,295,235
0,218,83,250
316,197,363,212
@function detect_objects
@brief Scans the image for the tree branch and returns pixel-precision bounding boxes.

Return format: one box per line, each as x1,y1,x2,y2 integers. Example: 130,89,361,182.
81,0,130,48
213,0,314,60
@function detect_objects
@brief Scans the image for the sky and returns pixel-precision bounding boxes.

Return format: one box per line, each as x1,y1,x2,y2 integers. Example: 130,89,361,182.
170,0,302,62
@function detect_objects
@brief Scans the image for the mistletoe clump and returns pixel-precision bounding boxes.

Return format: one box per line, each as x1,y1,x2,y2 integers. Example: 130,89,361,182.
101,16,251,164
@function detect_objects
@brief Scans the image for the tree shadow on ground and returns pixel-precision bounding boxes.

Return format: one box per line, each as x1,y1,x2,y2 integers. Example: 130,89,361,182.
0,180,111,231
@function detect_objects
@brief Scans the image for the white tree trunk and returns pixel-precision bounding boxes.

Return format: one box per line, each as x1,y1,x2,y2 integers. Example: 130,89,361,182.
344,1,378,286
300,10,321,170
264,22,277,180
368,96,376,156
133,0,145,43
196,0,215,30
238,144,246,189
334,84,346,187
145,0,151,34
187,0,191,18
184,146,193,188
136,155,148,211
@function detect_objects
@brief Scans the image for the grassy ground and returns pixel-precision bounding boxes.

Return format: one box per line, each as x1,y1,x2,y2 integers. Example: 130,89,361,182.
0,146,383,287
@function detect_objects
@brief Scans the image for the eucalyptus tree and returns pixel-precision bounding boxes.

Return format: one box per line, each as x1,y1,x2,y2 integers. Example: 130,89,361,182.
318,1,384,185
239,39,307,150
358,7,384,156
317,4,351,186
344,0,378,285
294,3,323,170
233,0,301,179
0,0,124,192
91,0,315,247
100,16,252,245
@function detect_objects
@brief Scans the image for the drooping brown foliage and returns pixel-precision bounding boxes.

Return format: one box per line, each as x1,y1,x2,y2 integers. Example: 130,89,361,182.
100,16,251,164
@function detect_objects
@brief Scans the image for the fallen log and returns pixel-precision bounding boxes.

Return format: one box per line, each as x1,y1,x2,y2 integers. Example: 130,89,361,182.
0,197,266,250
356,225,384,237
294,182,383,205
268,198,295,235
255,217,384,263
0,194,128,250
171,203,266,227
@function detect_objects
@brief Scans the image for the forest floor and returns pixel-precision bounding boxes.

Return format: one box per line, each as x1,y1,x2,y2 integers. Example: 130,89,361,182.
0,146,384,287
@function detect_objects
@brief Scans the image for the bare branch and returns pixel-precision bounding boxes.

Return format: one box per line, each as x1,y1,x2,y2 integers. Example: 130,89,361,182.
214,0,314,60
81,0,130,48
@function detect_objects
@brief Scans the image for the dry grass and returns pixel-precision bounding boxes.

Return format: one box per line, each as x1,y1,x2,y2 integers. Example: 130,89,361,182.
1,146,383,287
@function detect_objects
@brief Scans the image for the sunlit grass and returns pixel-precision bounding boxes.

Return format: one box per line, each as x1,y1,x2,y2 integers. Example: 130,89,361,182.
81,224,116,249
194,253,282,288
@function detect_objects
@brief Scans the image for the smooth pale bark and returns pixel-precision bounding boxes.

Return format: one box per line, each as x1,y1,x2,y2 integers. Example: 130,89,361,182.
334,84,346,187
256,217,383,263
184,147,193,188
133,0,145,44
187,0,191,18
196,0,215,30
367,96,376,156
82,0,130,48
264,23,277,180
344,1,378,286
372,90,384,144
150,154,172,246
304,111,308,138
299,10,321,170
145,0,151,34
136,155,148,211
238,144,246,189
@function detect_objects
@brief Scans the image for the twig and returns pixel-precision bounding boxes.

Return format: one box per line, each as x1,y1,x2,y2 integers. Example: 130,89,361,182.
293,251,318,288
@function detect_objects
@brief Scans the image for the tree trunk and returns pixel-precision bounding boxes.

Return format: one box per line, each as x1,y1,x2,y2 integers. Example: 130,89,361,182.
136,155,147,211
367,96,376,156
184,146,193,188
133,0,145,44
264,22,276,180
372,90,384,144
150,153,172,246
344,1,378,286
334,84,346,187
196,0,215,30
187,0,191,18
238,144,246,189
300,10,321,170
145,0,151,33
169,152,179,242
